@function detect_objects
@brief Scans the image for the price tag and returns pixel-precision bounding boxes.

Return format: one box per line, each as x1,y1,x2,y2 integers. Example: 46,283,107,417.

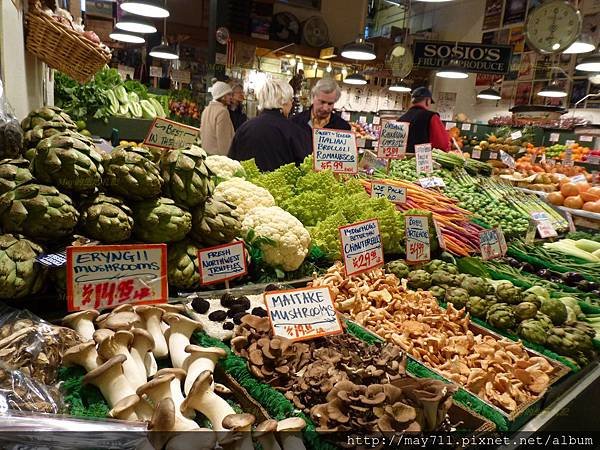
588,156,600,165
341,111,351,121
356,138,367,148
371,180,406,204
565,139,575,146
564,147,573,167
472,148,481,159
537,220,557,238
461,123,471,131
264,286,343,342
565,212,576,233
433,218,446,251
415,143,433,174
405,215,430,263
580,135,593,142
418,177,446,189
531,211,550,221
373,116,381,125
313,128,358,174
500,150,516,169
489,151,498,160
149,66,162,78
198,241,248,286
377,120,409,159
359,115,367,123
549,133,560,142
570,174,586,183
479,228,503,260
172,69,191,84
339,219,384,276
511,130,522,140
117,64,135,80
144,117,200,150
36,250,67,267
445,121,457,130
66,244,167,311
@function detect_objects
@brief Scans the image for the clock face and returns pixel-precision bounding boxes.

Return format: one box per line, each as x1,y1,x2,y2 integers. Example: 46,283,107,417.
386,45,413,79
525,0,582,54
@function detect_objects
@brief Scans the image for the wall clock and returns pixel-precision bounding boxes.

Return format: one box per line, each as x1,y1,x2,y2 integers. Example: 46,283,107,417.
525,0,582,54
386,44,413,79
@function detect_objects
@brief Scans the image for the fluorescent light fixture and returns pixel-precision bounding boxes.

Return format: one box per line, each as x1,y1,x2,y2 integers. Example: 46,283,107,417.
477,87,501,100
436,63,468,79
149,41,178,59
344,73,367,85
576,54,600,72
116,15,157,33
109,30,145,44
121,0,169,18
537,81,567,98
389,80,411,92
341,37,376,61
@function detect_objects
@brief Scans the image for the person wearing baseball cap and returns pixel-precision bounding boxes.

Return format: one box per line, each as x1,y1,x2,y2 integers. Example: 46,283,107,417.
200,81,235,155
398,86,450,152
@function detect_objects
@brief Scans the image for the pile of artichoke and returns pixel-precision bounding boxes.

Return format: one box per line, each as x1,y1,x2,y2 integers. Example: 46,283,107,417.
0,107,245,299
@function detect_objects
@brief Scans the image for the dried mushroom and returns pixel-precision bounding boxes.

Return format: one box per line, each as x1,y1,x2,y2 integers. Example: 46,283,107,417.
0,363,62,413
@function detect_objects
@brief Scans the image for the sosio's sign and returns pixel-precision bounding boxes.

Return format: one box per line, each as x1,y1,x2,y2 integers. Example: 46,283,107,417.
413,40,512,74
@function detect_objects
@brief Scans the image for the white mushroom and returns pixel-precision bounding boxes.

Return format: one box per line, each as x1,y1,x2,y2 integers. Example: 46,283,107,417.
154,368,193,418
254,419,282,450
180,370,236,432
108,394,140,421
130,328,155,379
221,413,256,450
62,341,101,372
82,355,137,408
162,313,203,368
276,417,306,450
62,310,99,340
137,374,199,431
135,305,168,358
97,330,146,389
182,345,227,395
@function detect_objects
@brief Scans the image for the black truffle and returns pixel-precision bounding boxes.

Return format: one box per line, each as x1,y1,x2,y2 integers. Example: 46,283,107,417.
220,292,236,308
208,310,228,322
251,307,268,318
233,296,251,311
222,321,235,330
191,298,210,314
232,311,248,325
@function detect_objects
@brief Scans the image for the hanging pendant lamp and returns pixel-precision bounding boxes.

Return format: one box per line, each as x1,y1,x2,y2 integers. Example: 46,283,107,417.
150,4,178,60
109,30,146,44
341,37,376,61
121,0,169,18
477,87,501,100
116,14,157,34
344,73,367,85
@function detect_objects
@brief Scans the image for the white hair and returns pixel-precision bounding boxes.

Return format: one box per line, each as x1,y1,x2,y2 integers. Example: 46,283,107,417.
257,78,293,110
311,78,341,101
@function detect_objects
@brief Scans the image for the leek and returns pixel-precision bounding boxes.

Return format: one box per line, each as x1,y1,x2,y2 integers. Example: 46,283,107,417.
543,240,600,263
575,239,600,254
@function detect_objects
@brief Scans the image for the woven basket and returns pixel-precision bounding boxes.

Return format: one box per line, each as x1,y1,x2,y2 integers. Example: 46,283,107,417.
25,8,111,83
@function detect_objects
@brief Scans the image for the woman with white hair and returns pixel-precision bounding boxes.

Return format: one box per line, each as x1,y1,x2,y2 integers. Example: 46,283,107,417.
228,77,309,171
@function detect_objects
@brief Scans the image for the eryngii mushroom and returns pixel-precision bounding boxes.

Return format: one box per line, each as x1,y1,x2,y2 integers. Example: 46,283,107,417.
182,345,227,395
108,394,140,421
162,313,203,368
97,330,147,389
130,328,156,378
113,304,135,313
101,311,143,331
221,413,255,450
154,368,194,419
62,341,101,372
180,370,236,432
137,374,199,431
93,328,114,344
276,417,306,450
156,304,186,314
62,310,99,341
135,305,168,358
254,419,281,450
82,355,137,408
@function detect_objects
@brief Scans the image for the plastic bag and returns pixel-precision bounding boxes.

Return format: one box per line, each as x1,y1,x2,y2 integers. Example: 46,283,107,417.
0,304,84,384
0,78,24,159
0,361,62,413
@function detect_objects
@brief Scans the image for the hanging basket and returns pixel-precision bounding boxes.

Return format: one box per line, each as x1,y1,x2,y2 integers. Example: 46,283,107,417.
25,7,112,83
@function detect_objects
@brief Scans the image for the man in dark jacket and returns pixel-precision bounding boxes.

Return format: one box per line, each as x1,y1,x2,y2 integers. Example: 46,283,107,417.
399,87,450,152
228,83,248,131
291,78,351,145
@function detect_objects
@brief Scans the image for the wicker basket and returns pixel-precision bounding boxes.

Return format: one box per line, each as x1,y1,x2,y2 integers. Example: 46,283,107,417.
25,8,111,83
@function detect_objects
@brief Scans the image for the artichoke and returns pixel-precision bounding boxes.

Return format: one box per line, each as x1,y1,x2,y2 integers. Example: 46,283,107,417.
423,260,458,274
534,312,554,331
191,195,241,246
429,286,446,301
406,270,432,290
133,197,192,243
467,296,491,319
540,298,568,326
80,194,134,243
0,119,23,159
0,158,34,195
0,184,79,240
486,303,516,330
0,234,46,299
521,292,543,309
431,270,454,286
49,236,98,293
460,276,489,297
547,326,594,358
104,145,163,200
167,238,201,290
444,287,469,309
495,282,522,305
513,302,538,321
517,319,548,345
30,131,104,193
161,145,214,208
21,107,77,152
385,260,410,279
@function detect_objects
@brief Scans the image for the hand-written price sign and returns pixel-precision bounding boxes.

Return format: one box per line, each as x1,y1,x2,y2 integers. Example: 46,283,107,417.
479,228,505,260
570,174,586,183
461,123,471,131
66,244,168,311
313,128,358,174
432,218,446,251
415,143,433,174
377,120,409,159
144,117,200,150
549,133,560,143
500,150,516,169
472,148,481,159
371,180,406,204
405,215,430,263
339,219,384,276
511,130,522,140
198,241,248,286
531,211,550,222
580,135,593,142
530,212,557,239
418,176,446,189
563,147,574,167
445,122,456,130
489,151,498,160
264,286,343,342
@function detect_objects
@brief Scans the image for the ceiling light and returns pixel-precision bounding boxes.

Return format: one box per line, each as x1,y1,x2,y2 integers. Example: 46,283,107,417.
121,0,169,18
589,74,600,85
389,80,411,92
344,73,367,85
115,14,157,33
289,57,296,67
537,81,567,98
297,58,304,70
341,37,376,61
563,34,596,54
477,87,501,100
312,61,318,70
576,54,600,72
326,64,332,73
341,67,348,77
149,41,178,59
436,63,468,79
109,30,145,44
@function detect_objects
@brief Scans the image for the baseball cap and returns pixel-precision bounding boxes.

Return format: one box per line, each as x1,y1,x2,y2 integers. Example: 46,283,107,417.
412,86,435,103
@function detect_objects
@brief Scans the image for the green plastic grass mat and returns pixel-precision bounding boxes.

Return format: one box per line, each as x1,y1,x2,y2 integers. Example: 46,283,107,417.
192,331,336,450
58,366,110,418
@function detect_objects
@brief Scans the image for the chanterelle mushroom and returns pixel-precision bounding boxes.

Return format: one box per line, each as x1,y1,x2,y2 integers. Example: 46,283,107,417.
82,355,136,408
62,341,101,372
182,345,227,395
97,330,146,389
135,305,168,358
254,419,282,450
162,313,203,368
276,417,307,450
62,310,99,341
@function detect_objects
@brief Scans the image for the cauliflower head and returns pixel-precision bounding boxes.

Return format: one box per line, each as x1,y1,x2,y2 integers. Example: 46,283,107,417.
242,206,311,271
206,155,245,180
214,177,275,218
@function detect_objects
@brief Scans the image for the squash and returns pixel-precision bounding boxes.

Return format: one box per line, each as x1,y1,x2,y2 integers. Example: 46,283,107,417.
560,182,579,198
564,195,584,210
547,192,564,206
